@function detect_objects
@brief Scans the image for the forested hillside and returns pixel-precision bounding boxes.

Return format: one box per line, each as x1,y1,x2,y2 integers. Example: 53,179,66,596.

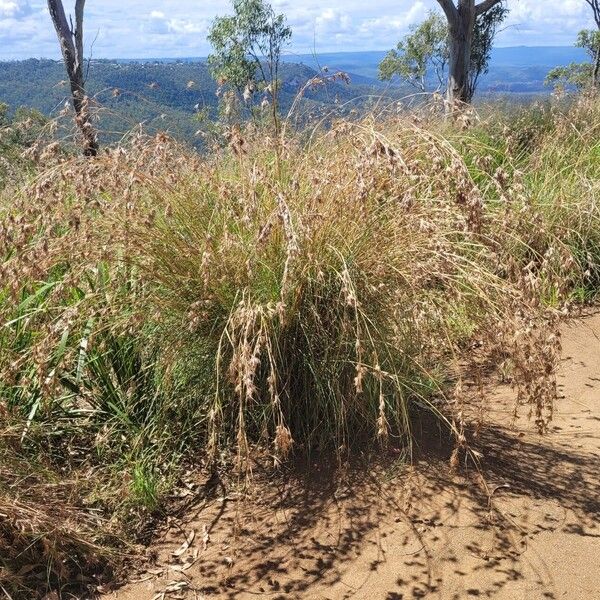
0,45,588,146
0,59,387,145
285,46,588,91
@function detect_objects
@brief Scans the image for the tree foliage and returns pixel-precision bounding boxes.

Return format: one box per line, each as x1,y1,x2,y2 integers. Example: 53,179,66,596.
583,1,600,87
207,0,292,126
379,5,507,99
379,12,448,91
546,30,600,90
469,4,509,98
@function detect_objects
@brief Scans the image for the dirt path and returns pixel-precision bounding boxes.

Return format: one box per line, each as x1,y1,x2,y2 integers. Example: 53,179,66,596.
107,313,600,600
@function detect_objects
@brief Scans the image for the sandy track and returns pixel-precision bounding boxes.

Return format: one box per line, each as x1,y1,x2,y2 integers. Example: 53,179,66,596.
107,313,600,600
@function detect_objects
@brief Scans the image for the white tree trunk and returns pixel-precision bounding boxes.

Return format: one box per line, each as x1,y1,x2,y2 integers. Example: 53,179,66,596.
447,11,474,107
437,0,503,110
47,0,98,156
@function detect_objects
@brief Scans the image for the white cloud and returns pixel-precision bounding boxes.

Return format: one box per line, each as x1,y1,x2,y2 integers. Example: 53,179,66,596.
510,0,586,22
315,9,352,35
0,0,596,60
499,0,594,46
358,2,428,38
145,10,170,35
0,0,32,18
143,9,207,38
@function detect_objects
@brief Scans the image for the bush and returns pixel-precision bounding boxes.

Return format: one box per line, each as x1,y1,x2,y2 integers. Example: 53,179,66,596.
0,95,598,596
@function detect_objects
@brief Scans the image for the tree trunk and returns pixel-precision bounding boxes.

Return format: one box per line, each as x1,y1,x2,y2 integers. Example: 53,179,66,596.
447,10,475,108
594,44,600,88
47,0,98,156
437,0,503,110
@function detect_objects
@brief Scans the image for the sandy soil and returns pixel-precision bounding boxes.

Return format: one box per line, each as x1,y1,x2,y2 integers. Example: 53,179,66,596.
106,313,600,600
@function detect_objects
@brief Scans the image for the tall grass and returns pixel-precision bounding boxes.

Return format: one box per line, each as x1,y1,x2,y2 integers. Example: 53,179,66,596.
0,94,598,597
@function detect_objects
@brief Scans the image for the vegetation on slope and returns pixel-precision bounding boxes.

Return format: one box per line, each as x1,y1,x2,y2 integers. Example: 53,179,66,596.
0,59,388,148
0,93,598,597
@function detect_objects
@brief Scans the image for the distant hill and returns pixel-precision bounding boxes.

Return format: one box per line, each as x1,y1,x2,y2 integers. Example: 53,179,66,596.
0,47,589,146
0,59,385,146
282,46,589,92
111,46,589,91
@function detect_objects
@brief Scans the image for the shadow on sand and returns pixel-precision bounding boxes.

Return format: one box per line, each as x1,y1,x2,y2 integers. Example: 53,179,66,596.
160,413,599,599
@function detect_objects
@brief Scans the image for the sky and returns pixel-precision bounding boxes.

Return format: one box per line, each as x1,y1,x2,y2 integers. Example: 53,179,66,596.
0,0,597,60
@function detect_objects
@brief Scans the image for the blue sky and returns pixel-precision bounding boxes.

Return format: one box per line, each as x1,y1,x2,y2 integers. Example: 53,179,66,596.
0,0,596,60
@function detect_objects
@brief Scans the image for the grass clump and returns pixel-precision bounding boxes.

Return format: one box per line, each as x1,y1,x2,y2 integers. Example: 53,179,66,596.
130,123,519,465
0,94,598,596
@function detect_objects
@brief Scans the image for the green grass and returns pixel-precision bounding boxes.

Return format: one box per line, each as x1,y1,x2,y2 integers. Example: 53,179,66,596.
0,93,598,598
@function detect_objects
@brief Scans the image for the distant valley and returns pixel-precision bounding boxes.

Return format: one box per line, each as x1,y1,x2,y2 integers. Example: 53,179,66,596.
284,46,588,92
0,46,587,145
117,46,588,91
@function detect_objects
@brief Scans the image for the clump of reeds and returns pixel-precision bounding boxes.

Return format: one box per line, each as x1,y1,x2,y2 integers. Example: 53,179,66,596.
0,93,598,597
127,120,532,465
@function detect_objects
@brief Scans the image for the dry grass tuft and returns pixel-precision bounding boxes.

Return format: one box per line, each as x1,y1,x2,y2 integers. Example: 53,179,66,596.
0,433,115,597
0,93,598,597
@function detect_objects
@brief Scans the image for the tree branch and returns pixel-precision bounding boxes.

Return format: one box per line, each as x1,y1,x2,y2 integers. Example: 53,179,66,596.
47,0,77,75
435,0,459,26
475,0,503,16
583,1,600,29
74,0,86,72
84,28,100,84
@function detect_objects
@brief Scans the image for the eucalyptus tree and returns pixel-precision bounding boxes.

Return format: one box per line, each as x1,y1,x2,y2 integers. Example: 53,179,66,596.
435,0,507,107
379,12,449,92
546,30,600,90
380,6,506,101
583,0,600,86
47,0,98,156
585,0,600,26
207,0,292,136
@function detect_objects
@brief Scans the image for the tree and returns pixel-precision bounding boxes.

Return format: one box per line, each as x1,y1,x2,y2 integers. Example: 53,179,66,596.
47,0,98,156
435,0,507,107
379,12,449,92
468,3,508,99
380,5,507,102
583,0,600,86
585,0,600,26
207,0,292,136
546,29,600,90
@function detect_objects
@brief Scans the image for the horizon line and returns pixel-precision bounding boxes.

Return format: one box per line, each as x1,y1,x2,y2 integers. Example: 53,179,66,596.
0,44,583,63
